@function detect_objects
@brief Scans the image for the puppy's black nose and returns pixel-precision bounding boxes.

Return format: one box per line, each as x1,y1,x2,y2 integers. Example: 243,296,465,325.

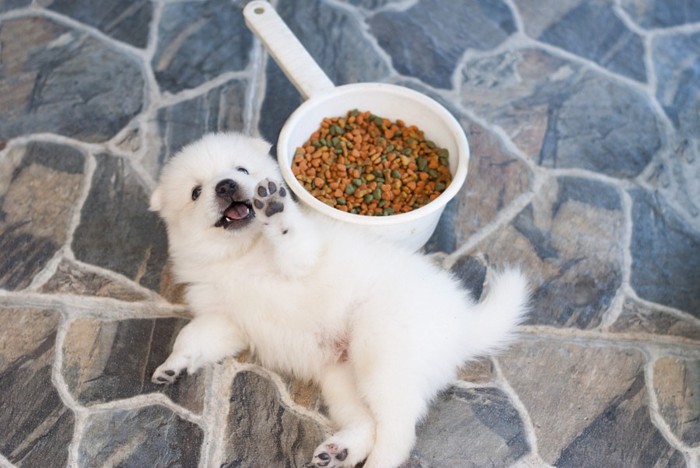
215,179,238,198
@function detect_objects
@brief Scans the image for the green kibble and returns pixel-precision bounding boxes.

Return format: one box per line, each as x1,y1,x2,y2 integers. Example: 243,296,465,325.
383,207,395,216
373,188,382,199
353,178,363,186
372,170,383,178
386,144,395,152
350,109,359,117
428,169,439,178
373,116,384,127
438,148,449,158
363,194,374,203
435,182,446,191
312,141,322,148
402,148,413,156
391,169,402,179
333,124,345,135
417,157,428,171
351,208,360,214
345,184,356,195
426,140,436,149
336,197,347,205
334,148,343,154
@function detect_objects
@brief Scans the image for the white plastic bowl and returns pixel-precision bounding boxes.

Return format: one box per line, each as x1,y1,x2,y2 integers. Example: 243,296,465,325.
277,84,469,250
244,2,469,251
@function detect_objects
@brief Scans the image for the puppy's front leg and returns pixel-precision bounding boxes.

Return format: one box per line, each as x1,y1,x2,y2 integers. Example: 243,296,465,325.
253,179,321,276
152,314,246,384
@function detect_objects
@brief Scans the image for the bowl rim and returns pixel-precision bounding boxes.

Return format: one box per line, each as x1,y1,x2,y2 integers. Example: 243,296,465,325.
277,82,470,227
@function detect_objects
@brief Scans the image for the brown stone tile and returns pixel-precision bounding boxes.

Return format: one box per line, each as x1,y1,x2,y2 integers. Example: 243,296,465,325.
0,308,74,466
223,371,325,466
41,259,153,302
653,357,700,447
78,405,203,466
610,298,700,343
453,119,532,243
412,386,529,465
498,340,682,465
0,143,85,290
476,176,625,328
62,317,205,413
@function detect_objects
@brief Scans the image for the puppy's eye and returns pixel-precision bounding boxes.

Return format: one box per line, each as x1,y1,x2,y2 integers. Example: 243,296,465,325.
191,186,202,201
236,167,249,175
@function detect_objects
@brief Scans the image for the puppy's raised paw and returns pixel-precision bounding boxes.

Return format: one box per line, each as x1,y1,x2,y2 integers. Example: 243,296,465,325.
253,178,287,220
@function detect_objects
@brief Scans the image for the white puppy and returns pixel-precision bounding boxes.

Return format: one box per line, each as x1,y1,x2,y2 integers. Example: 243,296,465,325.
150,132,529,468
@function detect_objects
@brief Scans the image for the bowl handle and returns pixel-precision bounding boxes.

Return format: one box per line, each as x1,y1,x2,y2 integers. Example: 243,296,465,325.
244,1,336,100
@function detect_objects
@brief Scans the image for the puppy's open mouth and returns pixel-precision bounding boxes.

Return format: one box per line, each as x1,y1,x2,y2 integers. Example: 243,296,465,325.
214,200,254,229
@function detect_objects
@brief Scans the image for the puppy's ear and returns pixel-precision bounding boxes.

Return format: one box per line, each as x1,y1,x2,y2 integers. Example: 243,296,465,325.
149,187,163,212
251,137,272,156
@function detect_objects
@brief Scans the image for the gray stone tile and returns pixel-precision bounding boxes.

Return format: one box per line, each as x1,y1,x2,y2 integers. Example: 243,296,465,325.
452,119,532,245
499,340,682,466
653,357,700,447
222,371,325,467
653,32,700,138
0,142,85,290
0,0,31,13
450,254,488,301
610,298,700,342
476,177,625,329
651,32,700,229
0,17,144,143
78,405,203,466
368,0,515,89
39,0,152,48
155,79,248,168
62,318,205,413
72,153,168,292
277,0,389,86
0,308,74,466
152,0,252,94
461,48,663,177
40,259,153,302
629,188,700,316
259,0,390,143
621,0,700,29
411,386,529,466
515,0,646,81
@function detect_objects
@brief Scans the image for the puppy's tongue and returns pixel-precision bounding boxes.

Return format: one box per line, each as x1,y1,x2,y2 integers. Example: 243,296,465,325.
225,203,250,220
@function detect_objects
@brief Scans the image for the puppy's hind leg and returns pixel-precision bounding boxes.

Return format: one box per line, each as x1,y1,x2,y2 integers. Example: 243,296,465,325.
152,314,245,385
312,364,375,468
253,179,321,277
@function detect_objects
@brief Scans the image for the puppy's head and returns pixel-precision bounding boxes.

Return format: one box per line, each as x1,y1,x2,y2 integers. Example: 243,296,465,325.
151,133,279,252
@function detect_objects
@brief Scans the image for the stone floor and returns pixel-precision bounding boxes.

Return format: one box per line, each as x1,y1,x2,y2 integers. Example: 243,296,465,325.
1,0,699,466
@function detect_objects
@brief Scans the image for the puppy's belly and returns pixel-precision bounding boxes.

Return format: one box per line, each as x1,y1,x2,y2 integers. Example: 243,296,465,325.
249,327,346,380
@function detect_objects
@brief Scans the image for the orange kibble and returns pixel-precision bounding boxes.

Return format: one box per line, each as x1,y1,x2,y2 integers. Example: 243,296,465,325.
293,109,451,216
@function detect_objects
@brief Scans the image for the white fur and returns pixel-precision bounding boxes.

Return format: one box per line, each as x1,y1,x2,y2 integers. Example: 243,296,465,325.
150,132,530,468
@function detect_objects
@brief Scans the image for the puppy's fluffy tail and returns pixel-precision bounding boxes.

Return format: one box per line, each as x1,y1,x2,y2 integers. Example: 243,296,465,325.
463,268,530,357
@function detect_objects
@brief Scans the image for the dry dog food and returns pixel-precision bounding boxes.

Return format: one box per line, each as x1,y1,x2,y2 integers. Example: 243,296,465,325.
291,110,452,216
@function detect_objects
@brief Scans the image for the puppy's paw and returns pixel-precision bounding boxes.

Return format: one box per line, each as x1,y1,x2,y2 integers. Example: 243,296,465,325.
151,353,190,385
312,440,351,468
253,179,287,220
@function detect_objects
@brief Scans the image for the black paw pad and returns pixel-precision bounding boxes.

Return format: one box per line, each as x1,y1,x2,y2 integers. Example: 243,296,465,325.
164,370,175,376
254,199,264,210
279,186,287,197
336,449,348,461
257,185,268,197
267,181,277,194
265,201,284,217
